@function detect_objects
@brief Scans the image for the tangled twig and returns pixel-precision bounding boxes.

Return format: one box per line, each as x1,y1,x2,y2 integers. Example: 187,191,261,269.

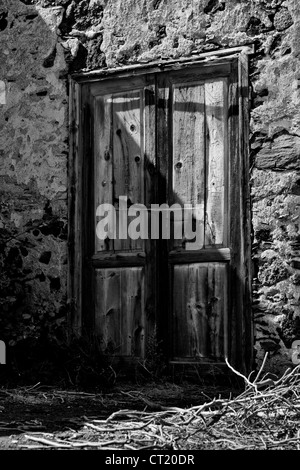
14,357,300,450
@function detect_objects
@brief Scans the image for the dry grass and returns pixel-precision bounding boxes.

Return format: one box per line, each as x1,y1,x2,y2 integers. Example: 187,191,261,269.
8,354,300,450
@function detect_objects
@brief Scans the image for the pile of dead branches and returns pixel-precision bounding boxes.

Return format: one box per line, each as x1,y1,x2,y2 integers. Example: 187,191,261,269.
17,355,300,450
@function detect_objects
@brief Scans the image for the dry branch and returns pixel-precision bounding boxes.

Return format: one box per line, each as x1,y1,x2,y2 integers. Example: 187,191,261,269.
14,360,300,450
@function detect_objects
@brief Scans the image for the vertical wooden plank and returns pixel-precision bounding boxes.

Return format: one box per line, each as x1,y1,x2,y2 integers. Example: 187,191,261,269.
157,73,171,356
81,84,96,332
172,264,200,359
68,78,82,336
228,64,240,369
172,265,189,358
226,58,252,373
95,95,113,252
143,83,157,351
112,91,144,251
144,85,156,207
172,84,205,250
207,264,227,359
121,268,145,357
95,268,145,357
95,269,121,354
157,75,170,199
188,264,208,358
223,263,229,359
191,265,208,358
239,52,252,373
205,79,226,247
193,264,210,358
134,268,145,358
172,263,226,360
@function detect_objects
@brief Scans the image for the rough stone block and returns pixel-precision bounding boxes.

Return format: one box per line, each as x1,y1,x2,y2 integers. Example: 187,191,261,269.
256,134,300,170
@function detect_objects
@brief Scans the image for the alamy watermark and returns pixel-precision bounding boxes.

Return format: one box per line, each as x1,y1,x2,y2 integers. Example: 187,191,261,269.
96,196,204,247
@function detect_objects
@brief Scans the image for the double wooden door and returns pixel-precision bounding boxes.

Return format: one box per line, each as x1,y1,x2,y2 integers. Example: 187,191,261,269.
73,56,252,372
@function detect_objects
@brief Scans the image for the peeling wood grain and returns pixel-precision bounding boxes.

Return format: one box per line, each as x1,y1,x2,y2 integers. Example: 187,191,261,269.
205,79,226,247
71,55,251,372
172,263,227,360
113,91,144,251
172,83,205,250
95,268,145,357
95,94,113,252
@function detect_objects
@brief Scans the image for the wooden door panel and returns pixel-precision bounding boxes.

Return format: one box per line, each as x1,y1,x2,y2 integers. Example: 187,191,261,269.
170,77,227,252
81,60,249,369
93,82,156,361
95,90,145,253
172,83,205,250
113,91,144,251
95,267,145,357
74,55,250,372
171,263,227,360
205,79,227,247
169,75,229,362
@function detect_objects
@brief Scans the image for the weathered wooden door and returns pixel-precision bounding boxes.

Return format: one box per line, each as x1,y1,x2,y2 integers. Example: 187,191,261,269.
91,75,157,360
158,71,230,363
71,54,252,372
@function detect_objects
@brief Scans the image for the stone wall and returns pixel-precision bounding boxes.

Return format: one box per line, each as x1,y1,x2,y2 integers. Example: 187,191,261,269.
0,0,300,375
0,0,69,353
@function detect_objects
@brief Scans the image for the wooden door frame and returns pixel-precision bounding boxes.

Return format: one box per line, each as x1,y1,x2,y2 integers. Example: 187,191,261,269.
68,45,254,373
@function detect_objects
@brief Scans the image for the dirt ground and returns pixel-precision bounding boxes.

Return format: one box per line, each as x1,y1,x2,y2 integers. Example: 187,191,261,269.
1,370,300,451
0,380,240,450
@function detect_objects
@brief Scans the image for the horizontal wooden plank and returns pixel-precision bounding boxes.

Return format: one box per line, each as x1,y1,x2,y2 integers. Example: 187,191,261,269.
92,252,146,268
73,45,255,83
90,76,152,97
168,248,230,263
89,64,232,97
167,64,231,84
